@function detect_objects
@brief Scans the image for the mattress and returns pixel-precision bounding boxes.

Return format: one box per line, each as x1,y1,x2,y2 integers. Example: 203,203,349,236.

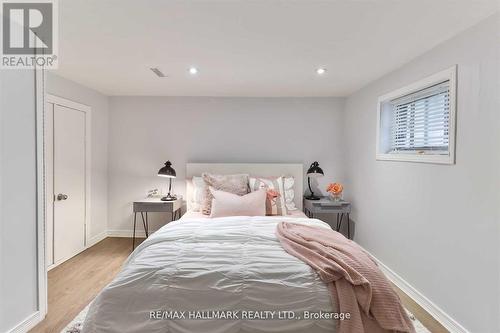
82,215,337,333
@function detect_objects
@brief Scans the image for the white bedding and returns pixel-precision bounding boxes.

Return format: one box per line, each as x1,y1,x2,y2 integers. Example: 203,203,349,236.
82,215,337,333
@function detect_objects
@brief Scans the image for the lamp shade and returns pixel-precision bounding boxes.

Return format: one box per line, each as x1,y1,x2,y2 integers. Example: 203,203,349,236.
158,161,176,178
306,161,324,178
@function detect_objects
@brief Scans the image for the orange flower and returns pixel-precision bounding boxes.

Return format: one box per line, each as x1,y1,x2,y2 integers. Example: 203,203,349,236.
327,183,343,194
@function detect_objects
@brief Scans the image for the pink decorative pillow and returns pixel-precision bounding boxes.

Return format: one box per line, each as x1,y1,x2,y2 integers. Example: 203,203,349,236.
209,188,266,218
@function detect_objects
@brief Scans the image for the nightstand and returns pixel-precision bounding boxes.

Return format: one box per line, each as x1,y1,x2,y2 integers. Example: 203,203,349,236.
303,196,352,239
132,198,182,249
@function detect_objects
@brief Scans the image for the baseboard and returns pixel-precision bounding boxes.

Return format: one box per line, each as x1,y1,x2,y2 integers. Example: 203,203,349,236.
107,229,156,238
365,250,469,333
48,232,107,271
87,230,107,247
7,311,42,333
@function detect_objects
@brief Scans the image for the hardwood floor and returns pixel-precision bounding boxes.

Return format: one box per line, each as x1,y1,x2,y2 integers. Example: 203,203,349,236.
30,237,143,333
30,237,447,333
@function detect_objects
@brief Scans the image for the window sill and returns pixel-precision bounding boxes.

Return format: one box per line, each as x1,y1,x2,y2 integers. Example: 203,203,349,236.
376,153,455,165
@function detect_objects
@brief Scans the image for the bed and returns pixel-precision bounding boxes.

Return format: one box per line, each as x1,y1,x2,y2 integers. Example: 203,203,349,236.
80,164,347,332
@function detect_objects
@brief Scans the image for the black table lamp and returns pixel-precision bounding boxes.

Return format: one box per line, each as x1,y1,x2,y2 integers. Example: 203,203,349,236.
158,160,177,201
305,161,324,200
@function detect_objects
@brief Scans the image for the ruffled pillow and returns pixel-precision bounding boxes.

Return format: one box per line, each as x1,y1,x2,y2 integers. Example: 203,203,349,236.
283,176,298,211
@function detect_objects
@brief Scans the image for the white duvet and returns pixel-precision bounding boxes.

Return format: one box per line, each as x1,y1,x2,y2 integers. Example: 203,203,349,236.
82,216,338,333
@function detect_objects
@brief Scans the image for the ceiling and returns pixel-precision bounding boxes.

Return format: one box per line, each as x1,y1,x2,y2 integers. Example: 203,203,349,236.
52,0,499,97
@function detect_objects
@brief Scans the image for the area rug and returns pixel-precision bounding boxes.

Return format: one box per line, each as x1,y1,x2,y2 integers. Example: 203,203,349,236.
61,304,430,333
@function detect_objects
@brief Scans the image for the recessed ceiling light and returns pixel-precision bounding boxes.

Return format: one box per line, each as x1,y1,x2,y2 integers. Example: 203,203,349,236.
316,68,327,75
189,67,198,75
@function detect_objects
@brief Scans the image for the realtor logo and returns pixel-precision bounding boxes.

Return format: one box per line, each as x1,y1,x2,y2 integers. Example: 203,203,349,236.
1,0,58,68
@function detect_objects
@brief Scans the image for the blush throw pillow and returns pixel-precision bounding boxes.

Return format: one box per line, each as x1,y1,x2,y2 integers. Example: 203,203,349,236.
202,173,249,215
209,188,266,217
249,176,287,216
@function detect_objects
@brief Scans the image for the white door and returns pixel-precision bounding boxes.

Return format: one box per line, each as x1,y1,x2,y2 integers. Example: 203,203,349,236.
53,104,86,264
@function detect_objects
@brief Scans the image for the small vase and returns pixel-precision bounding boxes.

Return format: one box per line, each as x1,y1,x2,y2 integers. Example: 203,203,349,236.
330,192,342,201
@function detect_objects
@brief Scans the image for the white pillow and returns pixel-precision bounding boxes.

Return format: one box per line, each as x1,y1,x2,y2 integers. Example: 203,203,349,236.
283,176,298,211
190,176,207,212
210,188,266,218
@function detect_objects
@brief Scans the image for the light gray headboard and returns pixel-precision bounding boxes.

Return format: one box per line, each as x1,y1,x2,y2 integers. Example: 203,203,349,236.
186,163,303,210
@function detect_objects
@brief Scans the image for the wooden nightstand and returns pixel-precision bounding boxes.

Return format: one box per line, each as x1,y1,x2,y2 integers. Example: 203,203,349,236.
303,196,352,239
132,198,182,249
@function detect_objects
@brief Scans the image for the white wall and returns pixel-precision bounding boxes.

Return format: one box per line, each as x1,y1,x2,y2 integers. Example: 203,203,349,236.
107,97,345,233
0,69,39,331
46,73,109,241
343,14,500,333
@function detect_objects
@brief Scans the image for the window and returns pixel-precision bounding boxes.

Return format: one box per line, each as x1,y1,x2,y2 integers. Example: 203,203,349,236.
376,66,456,164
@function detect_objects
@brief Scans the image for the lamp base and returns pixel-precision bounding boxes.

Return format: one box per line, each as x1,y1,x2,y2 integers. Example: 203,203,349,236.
161,194,177,201
304,195,321,201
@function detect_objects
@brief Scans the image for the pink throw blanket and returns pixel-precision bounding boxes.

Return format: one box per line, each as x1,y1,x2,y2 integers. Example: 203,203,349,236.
276,222,415,333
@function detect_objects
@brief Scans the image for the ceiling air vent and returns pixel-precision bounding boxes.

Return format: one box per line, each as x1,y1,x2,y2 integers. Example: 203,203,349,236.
150,67,167,77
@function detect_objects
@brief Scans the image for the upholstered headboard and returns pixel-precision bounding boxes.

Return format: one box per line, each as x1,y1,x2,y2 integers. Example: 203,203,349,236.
186,163,303,211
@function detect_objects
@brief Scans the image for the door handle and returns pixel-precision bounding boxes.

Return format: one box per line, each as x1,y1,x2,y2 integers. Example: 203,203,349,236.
56,193,68,201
